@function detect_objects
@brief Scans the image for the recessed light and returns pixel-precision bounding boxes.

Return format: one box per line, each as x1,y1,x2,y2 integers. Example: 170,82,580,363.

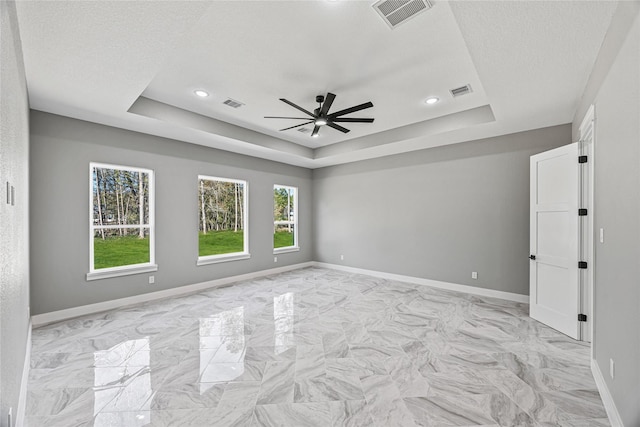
194,90,209,98
425,97,439,105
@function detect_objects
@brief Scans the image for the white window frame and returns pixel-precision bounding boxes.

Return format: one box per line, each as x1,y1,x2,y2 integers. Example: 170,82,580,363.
197,175,250,266
87,162,157,281
273,184,299,254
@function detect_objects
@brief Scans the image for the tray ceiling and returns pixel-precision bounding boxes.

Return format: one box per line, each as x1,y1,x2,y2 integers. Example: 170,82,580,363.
16,1,617,168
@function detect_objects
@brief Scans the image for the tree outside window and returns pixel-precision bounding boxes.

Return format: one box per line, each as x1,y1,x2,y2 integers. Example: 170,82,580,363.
274,185,297,250
198,176,248,261
90,163,154,272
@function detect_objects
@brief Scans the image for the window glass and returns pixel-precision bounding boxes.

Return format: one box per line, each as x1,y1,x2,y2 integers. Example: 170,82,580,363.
274,185,297,250
198,176,248,259
90,164,154,272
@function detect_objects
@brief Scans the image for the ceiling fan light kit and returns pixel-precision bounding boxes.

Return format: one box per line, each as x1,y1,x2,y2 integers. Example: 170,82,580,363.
265,92,374,137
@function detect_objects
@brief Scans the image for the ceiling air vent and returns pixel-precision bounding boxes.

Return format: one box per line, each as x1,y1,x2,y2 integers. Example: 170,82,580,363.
297,127,311,134
450,84,473,97
222,98,244,109
373,0,432,29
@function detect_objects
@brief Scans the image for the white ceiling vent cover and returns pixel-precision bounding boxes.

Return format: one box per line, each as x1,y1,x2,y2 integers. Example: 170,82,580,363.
450,84,473,97
297,127,311,134
373,0,432,29
223,98,244,108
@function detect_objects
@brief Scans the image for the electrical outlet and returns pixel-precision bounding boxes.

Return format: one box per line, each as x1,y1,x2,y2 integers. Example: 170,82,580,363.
148,276,155,284
340,254,344,261
274,256,278,263
600,228,604,243
471,272,478,279
610,358,615,379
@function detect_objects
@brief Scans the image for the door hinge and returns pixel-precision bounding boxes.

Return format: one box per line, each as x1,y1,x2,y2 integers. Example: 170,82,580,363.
578,155,588,164
578,314,587,322
578,261,588,269
578,208,588,216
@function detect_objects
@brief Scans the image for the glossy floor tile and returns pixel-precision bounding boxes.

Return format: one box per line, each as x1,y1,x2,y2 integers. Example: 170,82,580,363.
25,267,608,426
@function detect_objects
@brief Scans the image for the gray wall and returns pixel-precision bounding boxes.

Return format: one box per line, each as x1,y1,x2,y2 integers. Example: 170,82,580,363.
0,1,30,425
313,125,570,296
574,4,640,425
30,111,313,315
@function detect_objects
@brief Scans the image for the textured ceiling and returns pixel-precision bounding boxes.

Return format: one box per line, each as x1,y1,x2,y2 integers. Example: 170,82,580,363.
16,1,617,168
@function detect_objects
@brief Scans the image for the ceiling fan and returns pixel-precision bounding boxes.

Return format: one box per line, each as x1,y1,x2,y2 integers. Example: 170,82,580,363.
265,92,374,137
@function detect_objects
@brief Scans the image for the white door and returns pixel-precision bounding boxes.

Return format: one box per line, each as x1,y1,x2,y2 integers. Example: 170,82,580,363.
530,143,580,339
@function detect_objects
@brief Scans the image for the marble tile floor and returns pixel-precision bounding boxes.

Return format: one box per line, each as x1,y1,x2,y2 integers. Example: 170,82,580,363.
25,267,609,427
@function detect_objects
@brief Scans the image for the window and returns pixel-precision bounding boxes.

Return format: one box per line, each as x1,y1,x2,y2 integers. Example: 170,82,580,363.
88,163,156,280
197,176,249,265
274,185,298,253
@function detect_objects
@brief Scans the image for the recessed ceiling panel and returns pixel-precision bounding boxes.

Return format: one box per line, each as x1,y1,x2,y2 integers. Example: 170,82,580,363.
140,1,488,148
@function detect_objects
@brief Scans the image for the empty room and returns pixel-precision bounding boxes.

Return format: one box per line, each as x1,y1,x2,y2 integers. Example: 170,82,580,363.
1,0,639,426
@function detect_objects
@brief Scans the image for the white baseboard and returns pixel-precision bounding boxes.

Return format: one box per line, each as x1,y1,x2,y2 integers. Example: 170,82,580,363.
32,262,314,327
16,320,31,427
31,261,528,327
313,262,529,304
591,358,624,426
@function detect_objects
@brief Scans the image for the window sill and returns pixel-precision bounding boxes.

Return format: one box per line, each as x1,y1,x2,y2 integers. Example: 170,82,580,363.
86,264,158,281
273,246,300,255
197,253,251,266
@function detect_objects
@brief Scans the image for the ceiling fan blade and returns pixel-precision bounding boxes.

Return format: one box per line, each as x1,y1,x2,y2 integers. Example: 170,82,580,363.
265,116,314,120
279,121,314,131
331,118,375,123
311,125,320,137
280,98,315,117
319,92,336,116
328,101,374,118
326,122,350,134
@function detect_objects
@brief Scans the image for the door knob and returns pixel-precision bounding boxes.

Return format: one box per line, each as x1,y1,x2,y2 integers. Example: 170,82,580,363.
529,255,536,260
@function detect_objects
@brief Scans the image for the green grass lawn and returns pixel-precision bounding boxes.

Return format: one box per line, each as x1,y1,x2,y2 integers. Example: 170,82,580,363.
94,235,150,269
274,231,294,248
95,230,295,268
199,230,244,256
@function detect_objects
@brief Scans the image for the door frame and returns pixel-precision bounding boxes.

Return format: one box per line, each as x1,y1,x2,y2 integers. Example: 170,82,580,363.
578,105,595,346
